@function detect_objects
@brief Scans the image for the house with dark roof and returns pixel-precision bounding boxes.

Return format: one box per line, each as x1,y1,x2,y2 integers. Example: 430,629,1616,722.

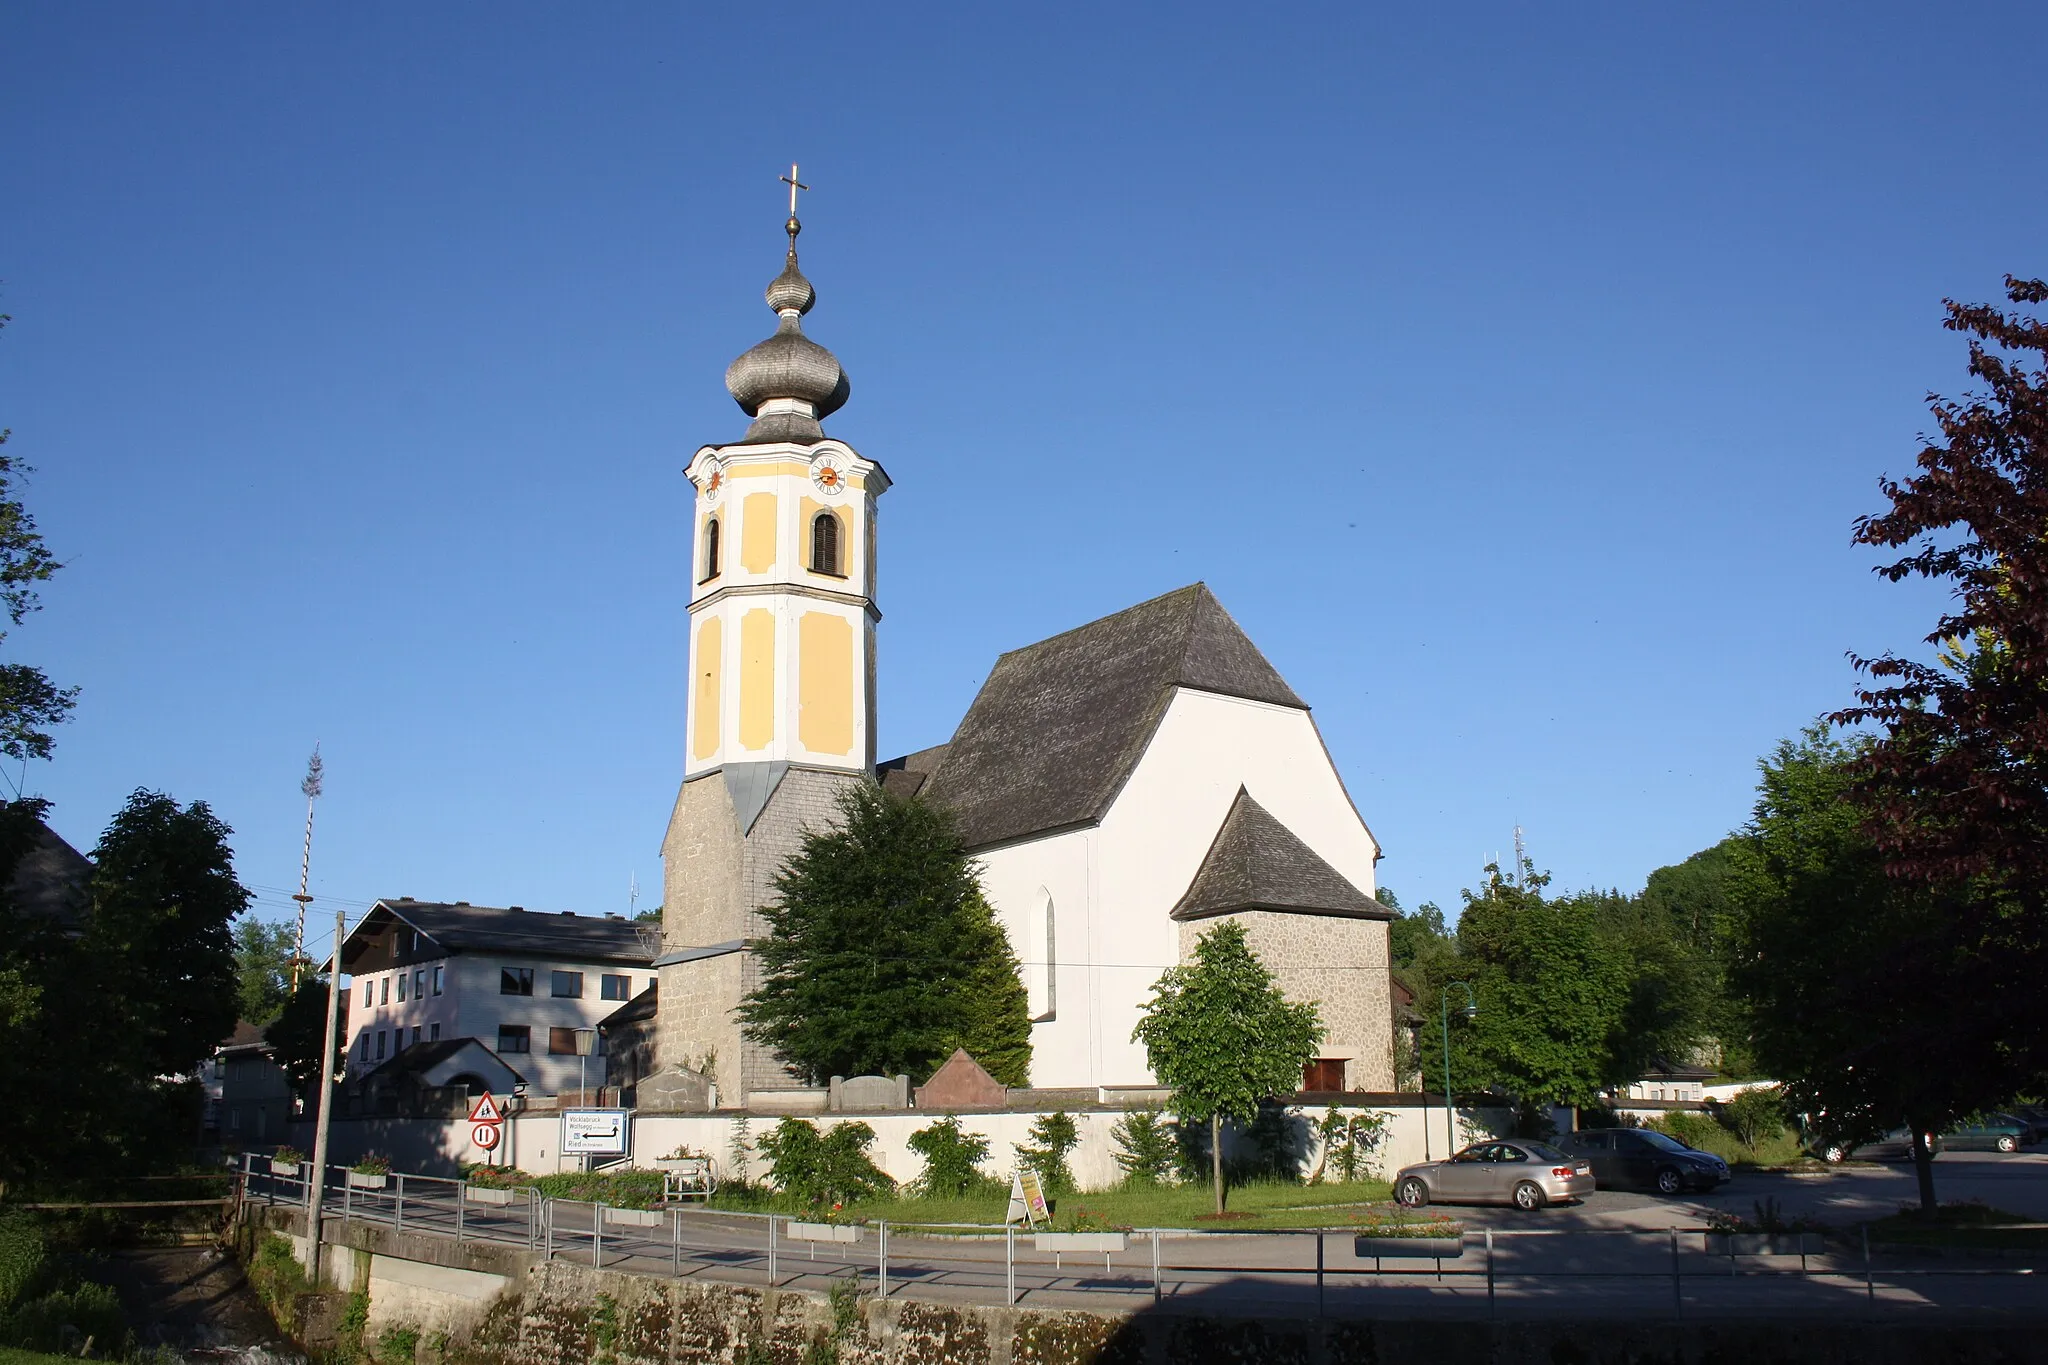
336,899,658,1097
652,216,1393,1100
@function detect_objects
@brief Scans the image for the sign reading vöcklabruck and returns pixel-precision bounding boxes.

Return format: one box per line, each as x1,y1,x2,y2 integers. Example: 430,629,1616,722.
561,1108,629,1156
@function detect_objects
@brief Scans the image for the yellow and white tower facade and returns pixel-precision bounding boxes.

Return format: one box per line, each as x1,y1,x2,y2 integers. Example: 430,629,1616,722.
655,204,889,1101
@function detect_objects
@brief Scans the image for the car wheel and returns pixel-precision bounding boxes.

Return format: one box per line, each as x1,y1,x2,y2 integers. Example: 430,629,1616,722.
1395,1176,1430,1208
1997,1135,2018,1153
1512,1181,1546,1212
1821,1145,1846,1164
1654,1167,1684,1196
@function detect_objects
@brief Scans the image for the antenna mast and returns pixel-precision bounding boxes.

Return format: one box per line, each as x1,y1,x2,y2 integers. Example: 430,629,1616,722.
289,746,325,989
1512,824,1527,889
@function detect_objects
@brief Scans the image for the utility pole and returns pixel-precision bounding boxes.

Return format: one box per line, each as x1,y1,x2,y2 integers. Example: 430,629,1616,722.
304,907,345,1282
289,747,324,989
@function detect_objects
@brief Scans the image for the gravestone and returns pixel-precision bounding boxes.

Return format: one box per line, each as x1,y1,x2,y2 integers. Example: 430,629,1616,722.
827,1073,910,1110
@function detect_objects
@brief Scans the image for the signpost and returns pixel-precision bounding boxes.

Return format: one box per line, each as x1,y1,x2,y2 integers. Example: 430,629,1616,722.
468,1093,504,1162
562,1108,630,1159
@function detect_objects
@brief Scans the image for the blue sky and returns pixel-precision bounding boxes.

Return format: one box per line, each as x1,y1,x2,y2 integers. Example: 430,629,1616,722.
4,3,2042,953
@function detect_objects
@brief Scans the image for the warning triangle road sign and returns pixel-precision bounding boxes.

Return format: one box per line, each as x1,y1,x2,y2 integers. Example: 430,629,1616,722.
468,1093,503,1124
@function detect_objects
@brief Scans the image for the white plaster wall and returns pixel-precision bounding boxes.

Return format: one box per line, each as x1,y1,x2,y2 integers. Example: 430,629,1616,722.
971,828,1093,1091
974,687,1383,1090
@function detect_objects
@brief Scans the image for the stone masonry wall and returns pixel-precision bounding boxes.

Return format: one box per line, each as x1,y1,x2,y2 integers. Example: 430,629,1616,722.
1178,911,1393,1091
658,767,867,1099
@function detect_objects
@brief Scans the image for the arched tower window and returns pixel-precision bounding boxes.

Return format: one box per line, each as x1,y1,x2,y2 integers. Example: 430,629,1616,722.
701,518,721,582
810,511,842,577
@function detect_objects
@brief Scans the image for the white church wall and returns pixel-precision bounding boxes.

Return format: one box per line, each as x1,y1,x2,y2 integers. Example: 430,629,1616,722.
972,827,1095,1091
1087,688,1384,1089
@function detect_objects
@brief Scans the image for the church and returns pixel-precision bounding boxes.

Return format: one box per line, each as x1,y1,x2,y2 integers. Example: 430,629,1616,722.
652,200,1395,1102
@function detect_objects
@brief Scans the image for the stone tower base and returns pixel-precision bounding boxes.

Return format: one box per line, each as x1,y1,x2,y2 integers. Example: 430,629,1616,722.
656,765,868,1102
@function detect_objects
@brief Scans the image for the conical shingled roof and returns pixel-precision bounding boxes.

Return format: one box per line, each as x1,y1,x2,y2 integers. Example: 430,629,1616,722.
1172,788,1388,921
915,584,1306,849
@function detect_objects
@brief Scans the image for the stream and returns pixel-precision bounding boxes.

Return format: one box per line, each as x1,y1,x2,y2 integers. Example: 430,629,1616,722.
100,1247,307,1363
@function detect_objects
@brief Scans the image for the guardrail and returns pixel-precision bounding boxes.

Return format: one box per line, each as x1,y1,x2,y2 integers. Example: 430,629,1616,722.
233,1155,2039,1320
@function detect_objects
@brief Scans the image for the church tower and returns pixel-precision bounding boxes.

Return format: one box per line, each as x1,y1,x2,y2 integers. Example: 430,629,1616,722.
655,188,889,1101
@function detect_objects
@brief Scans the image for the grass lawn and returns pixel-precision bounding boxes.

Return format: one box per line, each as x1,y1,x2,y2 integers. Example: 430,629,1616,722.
0,1349,89,1365
720,1179,1400,1232
1868,1203,2048,1251
1643,1120,1811,1170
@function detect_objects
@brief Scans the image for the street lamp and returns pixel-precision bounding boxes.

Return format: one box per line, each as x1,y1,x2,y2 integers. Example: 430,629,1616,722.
1441,982,1477,1156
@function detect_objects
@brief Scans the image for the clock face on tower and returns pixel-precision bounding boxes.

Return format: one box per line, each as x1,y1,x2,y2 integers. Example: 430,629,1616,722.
809,453,847,497
697,459,725,504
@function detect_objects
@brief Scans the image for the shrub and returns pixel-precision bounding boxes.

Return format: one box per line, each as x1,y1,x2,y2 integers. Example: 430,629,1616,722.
906,1117,993,1198
245,1233,310,1331
1110,1111,1178,1187
1014,1112,1080,1196
0,1212,50,1313
758,1119,895,1207
729,1115,754,1187
1713,1087,1787,1148
378,1323,421,1362
271,1144,306,1165
1243,1101,1307,1181
1652,1110,1720,1149
352,1153,392,1176
1314,1108,1391,1183
0,1278,129,1355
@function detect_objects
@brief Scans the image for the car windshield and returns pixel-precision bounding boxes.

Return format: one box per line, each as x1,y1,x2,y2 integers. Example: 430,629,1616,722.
1636,1130,1694,1154
1519,1141,1572,1163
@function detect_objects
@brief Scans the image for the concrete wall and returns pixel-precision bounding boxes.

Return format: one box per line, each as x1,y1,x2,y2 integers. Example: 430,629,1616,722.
292,1098,1528,1185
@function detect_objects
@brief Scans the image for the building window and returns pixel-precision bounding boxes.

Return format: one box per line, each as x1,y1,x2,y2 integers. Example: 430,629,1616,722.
501,968,534,996
412,1026,422,1046
1027,892,1057,1021
810,511,841,576
358,1033,369,1060
548,1027,581,1055
432,965,444,996
397,972,408,1002
429,1023,441,1041
551,971,584,999
1302,1058,1346,1092
413,969,425,998
600,974,632,1001
376,1031,387,1060
380,978,390,1006
497,1025,531,1054
358,983,369,1009
393,1031,405,1055
702,517,721,581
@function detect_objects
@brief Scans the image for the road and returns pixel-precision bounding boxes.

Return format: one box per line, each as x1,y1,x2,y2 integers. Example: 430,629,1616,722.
251,1153,2048,1323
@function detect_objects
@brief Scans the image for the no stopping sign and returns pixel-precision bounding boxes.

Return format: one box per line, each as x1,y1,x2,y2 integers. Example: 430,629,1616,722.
472,1122,502,1150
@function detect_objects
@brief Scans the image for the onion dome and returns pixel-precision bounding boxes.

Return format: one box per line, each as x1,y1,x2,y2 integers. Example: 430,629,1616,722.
723,215,849,444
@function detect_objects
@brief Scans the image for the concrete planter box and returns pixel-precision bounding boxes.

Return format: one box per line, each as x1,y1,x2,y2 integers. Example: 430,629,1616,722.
1035,1233,1127,1253
600,1207,664,1228
1706,1232,1825,1256
347,1171,389,1190
786,1221,861,1244
267,1160,301,1178
463,1185,519,1206
1355,1235,1465,1259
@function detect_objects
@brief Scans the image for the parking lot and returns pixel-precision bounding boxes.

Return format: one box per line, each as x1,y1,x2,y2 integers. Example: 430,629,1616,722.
1448,1149,2048,1230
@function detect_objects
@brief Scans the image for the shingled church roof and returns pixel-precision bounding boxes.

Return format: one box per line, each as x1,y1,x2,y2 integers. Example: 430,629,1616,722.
909,584,1307,849
1171,788,1388,922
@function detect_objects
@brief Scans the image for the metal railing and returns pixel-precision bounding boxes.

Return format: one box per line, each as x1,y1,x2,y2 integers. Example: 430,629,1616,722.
233,1155,2039,1320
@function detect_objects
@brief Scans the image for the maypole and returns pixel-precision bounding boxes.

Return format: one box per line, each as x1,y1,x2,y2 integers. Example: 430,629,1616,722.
289,745,324,989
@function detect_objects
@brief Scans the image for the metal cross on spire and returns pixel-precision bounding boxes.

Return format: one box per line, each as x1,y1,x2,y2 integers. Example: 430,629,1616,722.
780,163,810,219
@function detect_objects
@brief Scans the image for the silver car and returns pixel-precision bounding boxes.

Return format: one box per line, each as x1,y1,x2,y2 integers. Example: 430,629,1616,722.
1393,1140,1595,1211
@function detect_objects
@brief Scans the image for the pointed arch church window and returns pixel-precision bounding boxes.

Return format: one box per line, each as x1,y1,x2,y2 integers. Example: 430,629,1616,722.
702,518,722,582
810,511,842,577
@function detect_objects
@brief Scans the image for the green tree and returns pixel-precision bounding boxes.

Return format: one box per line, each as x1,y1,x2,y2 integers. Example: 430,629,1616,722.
756,1118,895,1207
235,918,298,1026
1641,837,1754,1074
1131,920,1323,1214
1432,866,1632,1117
906,1116,992,1198
1729,728,1981,1212
265,976,345,1097
0,313,77,764
1109,1110,1178,1188
739,785,1031,1086
1013,1111,1079,1197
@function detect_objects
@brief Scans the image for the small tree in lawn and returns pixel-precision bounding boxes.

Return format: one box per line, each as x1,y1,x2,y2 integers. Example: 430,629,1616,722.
1131,921,1322,1215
